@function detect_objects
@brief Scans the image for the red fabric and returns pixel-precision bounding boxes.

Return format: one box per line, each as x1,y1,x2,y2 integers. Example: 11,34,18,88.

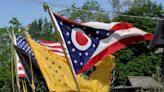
19,74,26,78
111,22,134,31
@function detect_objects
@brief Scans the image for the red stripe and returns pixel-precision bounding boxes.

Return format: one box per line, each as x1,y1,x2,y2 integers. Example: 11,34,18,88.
54,13,99,26
111,22,134,31
45,46,62,48
51,50,64,53
78,33,153,74
18,67,23,70
53,13,81,25
19,74,26,78
40,40,60,44
40,44,63,49
39,41,63,48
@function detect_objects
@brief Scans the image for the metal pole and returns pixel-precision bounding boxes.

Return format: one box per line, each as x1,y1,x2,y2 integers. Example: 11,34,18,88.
43,3,80,92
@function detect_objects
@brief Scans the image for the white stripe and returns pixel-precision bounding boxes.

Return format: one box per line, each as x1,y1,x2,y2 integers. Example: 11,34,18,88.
45,47,64,52
91,27,147,58
17,63,23,67
40,42,61,47
18,70,26,74
82,22,120,30
113,28,147,37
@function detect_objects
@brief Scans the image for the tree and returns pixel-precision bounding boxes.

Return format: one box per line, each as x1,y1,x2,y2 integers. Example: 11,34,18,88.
9,17,21,32
59,0,111,23
0,28,12,92
28,18,58,41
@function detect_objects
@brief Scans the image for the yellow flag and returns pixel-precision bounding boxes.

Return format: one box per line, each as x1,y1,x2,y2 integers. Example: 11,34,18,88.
26,33,115,92
26,33,77,91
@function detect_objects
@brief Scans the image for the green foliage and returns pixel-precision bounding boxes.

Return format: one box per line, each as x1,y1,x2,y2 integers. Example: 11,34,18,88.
125,0,163,17
59,0,111,22
113,0,163,33
0,28,12,92
9,17,22,32
114,42,162,85
152,65,162,82
28,18,58,41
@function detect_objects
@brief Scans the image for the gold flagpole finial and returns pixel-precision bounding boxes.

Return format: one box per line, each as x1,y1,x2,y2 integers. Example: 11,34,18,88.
43,3,49,12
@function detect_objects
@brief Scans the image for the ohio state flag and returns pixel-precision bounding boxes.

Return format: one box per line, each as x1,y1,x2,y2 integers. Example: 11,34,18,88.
52,13,152,74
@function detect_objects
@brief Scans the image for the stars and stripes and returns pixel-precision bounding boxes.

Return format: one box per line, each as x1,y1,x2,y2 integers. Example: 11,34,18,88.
53,13,153,74
15,35,64,78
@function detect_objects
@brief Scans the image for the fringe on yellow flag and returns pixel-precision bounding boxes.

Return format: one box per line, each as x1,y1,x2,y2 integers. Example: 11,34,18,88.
26,33,115,92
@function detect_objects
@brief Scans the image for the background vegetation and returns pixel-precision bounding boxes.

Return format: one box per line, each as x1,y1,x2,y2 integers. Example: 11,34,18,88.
0,0,163,91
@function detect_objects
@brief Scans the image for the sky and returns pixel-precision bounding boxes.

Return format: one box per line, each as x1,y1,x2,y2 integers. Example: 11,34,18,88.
0,0,163,28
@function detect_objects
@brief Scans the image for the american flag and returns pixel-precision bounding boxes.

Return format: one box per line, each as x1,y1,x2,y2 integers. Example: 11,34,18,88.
16,56,26,78
53,13,153,74
15,35,64,78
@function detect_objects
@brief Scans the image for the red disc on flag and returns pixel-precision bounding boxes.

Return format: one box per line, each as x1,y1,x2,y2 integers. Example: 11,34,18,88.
75,31,88,46
71,28,91,51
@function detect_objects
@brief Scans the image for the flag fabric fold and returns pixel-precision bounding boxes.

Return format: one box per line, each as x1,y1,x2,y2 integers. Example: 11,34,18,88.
90,55,115,91
53,13,153,74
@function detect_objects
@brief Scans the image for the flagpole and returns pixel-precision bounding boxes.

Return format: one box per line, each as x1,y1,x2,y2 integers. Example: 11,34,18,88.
10,30,20,92
11,30,21,92
8,31,15,92
43,3,81,92
22,28,36,92
28,49,36,92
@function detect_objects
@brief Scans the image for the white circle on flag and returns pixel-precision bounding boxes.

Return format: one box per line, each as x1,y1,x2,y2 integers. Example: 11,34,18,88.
71,28,92,51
